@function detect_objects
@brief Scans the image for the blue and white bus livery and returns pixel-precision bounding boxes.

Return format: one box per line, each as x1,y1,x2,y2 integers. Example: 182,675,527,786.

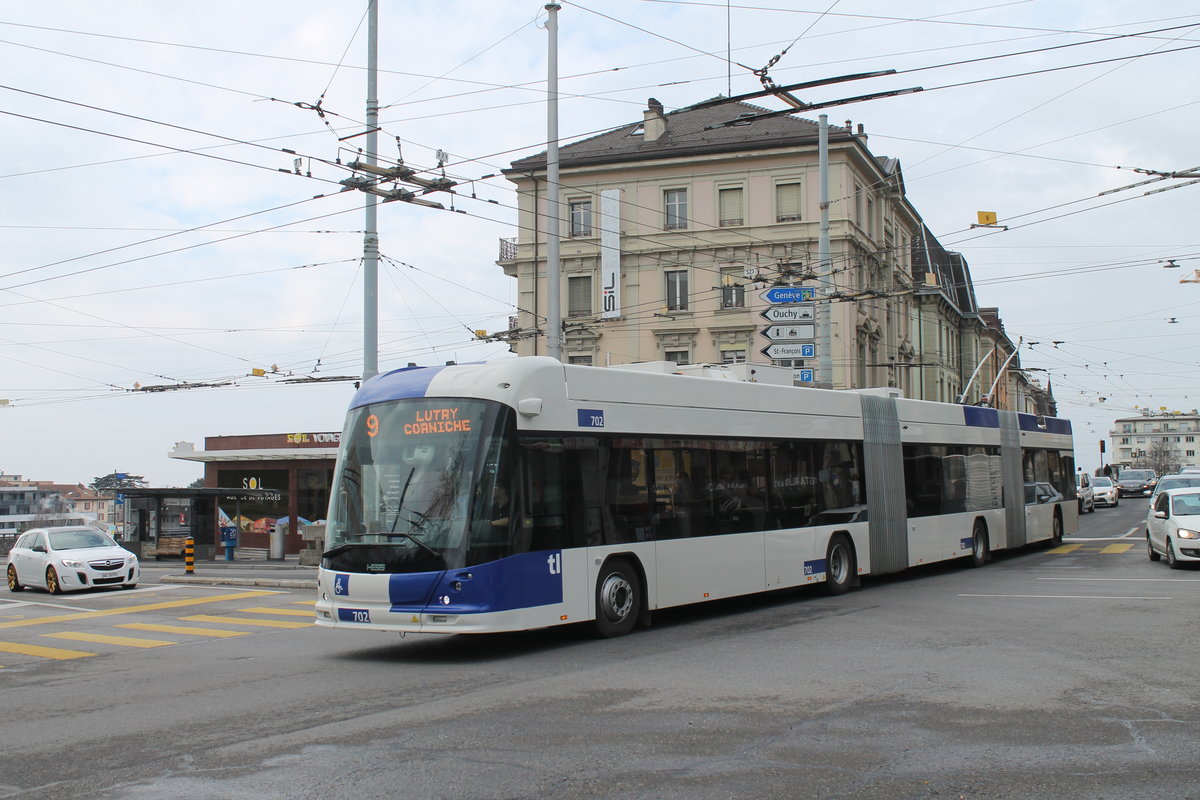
314,357,1077,637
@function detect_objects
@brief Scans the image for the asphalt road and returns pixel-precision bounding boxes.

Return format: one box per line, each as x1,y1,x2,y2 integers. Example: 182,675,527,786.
2,503,1196,800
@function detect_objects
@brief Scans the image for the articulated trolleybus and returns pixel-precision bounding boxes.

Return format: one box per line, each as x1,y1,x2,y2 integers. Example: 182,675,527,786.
315,357,1077,637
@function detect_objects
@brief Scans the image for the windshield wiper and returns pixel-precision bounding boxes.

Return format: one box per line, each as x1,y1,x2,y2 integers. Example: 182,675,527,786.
390,531,443,563
322,537,444,567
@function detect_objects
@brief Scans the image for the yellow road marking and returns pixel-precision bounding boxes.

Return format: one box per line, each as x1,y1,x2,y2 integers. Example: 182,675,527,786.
291,600,316,606
0,591,274,630
117,622,249,638
180,614,311,629
1100,543,1136,554
1048,544,1083,554
0,641,96,660
43,631,175,649
237,606,313,617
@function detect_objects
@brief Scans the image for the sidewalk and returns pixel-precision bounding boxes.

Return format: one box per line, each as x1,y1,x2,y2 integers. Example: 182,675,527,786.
150,556,318,590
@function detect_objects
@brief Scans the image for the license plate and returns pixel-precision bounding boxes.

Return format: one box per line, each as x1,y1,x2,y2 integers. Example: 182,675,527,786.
337,608,371,623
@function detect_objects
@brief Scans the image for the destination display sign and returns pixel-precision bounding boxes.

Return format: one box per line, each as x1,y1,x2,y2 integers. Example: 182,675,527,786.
762,342,817,360
760,304,814,323
761,324,815,342
760,286,815,304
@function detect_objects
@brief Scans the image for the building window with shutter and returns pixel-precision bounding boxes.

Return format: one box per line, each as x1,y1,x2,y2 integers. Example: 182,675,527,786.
568,275,592,317
776,181,802,222
569,200,592,237
720,267,745,308
665,270,689,311
721,349,746,364
718,187,743,227
568,355,593,365
664,189,688,230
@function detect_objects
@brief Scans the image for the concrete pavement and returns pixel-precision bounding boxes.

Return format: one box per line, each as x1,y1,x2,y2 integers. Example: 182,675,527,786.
149,558,318,590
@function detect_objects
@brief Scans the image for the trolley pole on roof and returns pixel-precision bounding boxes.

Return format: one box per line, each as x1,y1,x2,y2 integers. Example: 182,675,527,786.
545,2,563,361
362,0,380,381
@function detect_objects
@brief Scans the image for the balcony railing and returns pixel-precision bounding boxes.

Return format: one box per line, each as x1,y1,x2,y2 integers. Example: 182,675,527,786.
498,237,517,261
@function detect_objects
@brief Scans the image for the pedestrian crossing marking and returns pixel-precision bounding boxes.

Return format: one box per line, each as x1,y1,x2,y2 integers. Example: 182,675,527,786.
117,622,249,638
0,640,96,660
42,631,176,649
1048,542,1142,555
237,606,313,618
179,614,311,629
0,590,275,630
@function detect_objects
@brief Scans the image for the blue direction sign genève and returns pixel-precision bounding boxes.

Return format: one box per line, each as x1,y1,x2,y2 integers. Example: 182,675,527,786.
760,286,815,304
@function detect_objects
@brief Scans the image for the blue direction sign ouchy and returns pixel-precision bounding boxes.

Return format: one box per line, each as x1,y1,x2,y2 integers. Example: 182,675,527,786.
760,286,814,304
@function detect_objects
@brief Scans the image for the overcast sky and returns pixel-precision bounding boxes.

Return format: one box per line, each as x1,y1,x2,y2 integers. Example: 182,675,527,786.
2,0,1198,486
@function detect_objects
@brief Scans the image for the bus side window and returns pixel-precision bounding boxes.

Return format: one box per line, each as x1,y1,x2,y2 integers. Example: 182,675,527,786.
522,445,565,551
606,447,653,543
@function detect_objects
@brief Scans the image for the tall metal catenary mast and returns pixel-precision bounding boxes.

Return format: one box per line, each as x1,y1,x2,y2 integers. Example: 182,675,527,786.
544,2,563,361
362,0,380,381
817,114,833,388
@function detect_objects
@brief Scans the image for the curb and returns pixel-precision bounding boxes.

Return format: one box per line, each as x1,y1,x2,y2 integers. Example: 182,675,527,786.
160,575,317,590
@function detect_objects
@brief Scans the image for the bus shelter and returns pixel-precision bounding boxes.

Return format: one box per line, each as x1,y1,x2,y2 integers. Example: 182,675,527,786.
120,487,283,561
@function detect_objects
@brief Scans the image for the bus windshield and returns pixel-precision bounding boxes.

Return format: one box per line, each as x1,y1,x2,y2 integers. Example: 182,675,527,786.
324,398,515,573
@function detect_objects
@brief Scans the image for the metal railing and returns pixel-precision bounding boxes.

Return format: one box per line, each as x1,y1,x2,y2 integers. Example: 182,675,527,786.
498,237,517,261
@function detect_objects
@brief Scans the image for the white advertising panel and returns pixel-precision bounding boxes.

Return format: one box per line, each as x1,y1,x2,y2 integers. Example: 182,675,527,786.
600,189,621,319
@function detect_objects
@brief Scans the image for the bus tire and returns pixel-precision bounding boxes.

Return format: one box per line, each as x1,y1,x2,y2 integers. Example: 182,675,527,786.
1051,511,1063,545
594,558,641,638
824,534,855,596
969,521,989,568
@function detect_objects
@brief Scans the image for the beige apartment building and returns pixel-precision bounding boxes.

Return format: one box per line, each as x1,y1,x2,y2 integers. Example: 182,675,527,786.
1110,412,1200,471
497,97,1053,413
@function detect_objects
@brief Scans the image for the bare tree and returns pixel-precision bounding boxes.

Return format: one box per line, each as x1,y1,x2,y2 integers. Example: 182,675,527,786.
1135,438,1181,476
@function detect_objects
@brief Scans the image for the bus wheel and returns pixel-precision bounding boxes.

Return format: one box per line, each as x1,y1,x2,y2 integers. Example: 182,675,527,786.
1051,512,1063,545
969,522,988,568
594,558,641,638
824,535,855,596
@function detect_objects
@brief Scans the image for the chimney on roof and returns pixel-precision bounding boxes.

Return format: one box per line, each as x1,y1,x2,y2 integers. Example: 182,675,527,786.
643,97,667,142
857,122,867,141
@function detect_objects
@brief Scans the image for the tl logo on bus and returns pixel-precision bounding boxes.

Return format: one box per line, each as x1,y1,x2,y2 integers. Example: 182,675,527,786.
546,553,562,575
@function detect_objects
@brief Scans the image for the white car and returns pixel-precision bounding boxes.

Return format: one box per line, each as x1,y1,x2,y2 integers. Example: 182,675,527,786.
1091,476,1119,507
1075,472,1095,513
1146,488,1200,568
7,526,139,593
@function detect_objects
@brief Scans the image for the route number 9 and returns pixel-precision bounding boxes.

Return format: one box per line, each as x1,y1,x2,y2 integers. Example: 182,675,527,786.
366,414,379,438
